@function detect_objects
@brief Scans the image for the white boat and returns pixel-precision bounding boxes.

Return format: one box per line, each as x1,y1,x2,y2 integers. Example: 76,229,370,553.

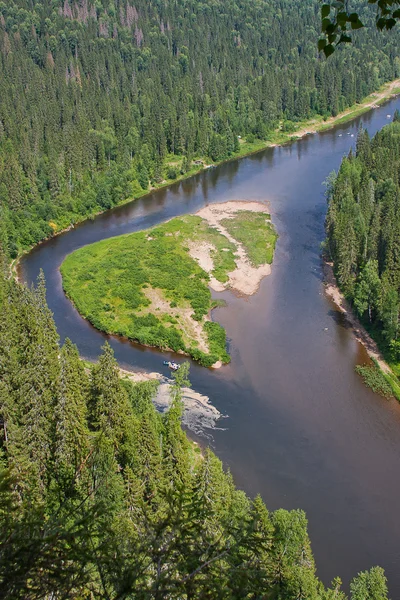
163,360,180,371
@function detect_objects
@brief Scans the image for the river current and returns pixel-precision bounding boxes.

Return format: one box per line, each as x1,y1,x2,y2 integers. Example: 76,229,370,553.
20,98,400,594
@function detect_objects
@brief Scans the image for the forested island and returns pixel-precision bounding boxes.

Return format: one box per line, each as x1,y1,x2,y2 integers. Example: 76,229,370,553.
326,113,400,396
1,0,399,597
61,202,276,366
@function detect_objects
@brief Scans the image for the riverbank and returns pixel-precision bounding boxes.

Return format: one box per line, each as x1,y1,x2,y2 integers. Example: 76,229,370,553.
12,79,400,283
60,203,276,367
84,359,222,435
323,260,400,400
193,201,276,296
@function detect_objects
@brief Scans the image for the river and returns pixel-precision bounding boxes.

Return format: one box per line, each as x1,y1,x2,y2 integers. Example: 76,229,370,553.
20,98,400,595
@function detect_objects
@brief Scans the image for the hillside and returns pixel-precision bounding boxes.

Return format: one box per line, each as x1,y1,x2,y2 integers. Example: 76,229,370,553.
0,0,399,256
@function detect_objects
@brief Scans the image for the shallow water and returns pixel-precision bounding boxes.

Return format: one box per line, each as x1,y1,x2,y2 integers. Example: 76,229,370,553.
20,99,400,594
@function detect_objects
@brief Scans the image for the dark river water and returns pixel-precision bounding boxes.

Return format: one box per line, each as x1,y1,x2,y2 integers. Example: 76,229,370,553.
20,99,400,595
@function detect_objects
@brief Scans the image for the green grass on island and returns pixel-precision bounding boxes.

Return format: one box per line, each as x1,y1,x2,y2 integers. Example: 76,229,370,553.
221,211,276,266
61,207,277,366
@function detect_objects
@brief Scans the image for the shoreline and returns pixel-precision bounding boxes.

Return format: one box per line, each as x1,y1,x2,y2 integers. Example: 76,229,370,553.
61,201,275,367
12,78,400,283
193,201,274,296
106,363,223,435
323,260,391,374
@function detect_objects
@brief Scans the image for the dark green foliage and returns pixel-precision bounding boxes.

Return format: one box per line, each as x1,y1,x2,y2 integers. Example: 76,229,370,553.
0,266,389,597
0,0,398,256
326,122,400,381
319,1,400,56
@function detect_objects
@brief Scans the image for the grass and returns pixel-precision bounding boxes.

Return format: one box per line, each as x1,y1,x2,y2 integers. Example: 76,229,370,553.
355,364,393,398
61,211,276,366
221,211,277,266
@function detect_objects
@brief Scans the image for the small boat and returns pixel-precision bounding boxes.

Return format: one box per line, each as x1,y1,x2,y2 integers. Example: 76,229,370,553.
163,360,180,371
387,114,391,118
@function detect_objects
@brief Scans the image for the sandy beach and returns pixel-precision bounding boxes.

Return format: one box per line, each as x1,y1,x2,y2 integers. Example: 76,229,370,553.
190,201,273,296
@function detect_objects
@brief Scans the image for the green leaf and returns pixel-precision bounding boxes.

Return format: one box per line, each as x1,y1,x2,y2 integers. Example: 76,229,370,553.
337,11,348,26
339,33,352,43
350,18,364,29
328,33,337,43
376,16,386,28
321,4,331,18
385,18,397,29
321,17,331,32
324,44,335,57
318,38,327,51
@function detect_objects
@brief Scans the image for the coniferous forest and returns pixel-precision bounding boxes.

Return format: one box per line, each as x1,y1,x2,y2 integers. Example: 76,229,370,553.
0,263,390,599
1,0,400,597
326,114,400,377
0,0,399,257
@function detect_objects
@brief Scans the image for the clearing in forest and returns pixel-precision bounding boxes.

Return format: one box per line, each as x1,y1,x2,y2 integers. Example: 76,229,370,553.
61,201,277,366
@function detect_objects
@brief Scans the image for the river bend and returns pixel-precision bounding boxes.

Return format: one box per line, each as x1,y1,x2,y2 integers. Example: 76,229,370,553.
20,98,400,594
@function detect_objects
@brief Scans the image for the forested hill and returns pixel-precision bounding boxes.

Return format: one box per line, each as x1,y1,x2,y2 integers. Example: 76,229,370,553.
0,0,399,256
0,261,390,598
326,114,400,368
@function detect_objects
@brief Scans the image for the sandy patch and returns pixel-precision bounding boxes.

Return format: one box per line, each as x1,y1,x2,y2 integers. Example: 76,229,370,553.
195,201,272,295
323,261,391,374
142,286,209,353
188,241,226,292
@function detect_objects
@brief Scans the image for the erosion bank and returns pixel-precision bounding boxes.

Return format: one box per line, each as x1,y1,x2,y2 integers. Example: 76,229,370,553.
61,202,277,366
323,261,400,400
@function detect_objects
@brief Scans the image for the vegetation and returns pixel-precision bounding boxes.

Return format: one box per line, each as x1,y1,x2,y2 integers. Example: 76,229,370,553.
61,210,276,366
0,0,397,595
0,0,399,258
222,211,277,266
319,0,400,56
355,364,393,398
326,113,400,392
0,258,390,598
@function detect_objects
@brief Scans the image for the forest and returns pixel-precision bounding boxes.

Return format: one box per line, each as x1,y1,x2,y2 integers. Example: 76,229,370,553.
0,259,390,598
0,0,399,596
326,113,400,382
0,0,399,257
